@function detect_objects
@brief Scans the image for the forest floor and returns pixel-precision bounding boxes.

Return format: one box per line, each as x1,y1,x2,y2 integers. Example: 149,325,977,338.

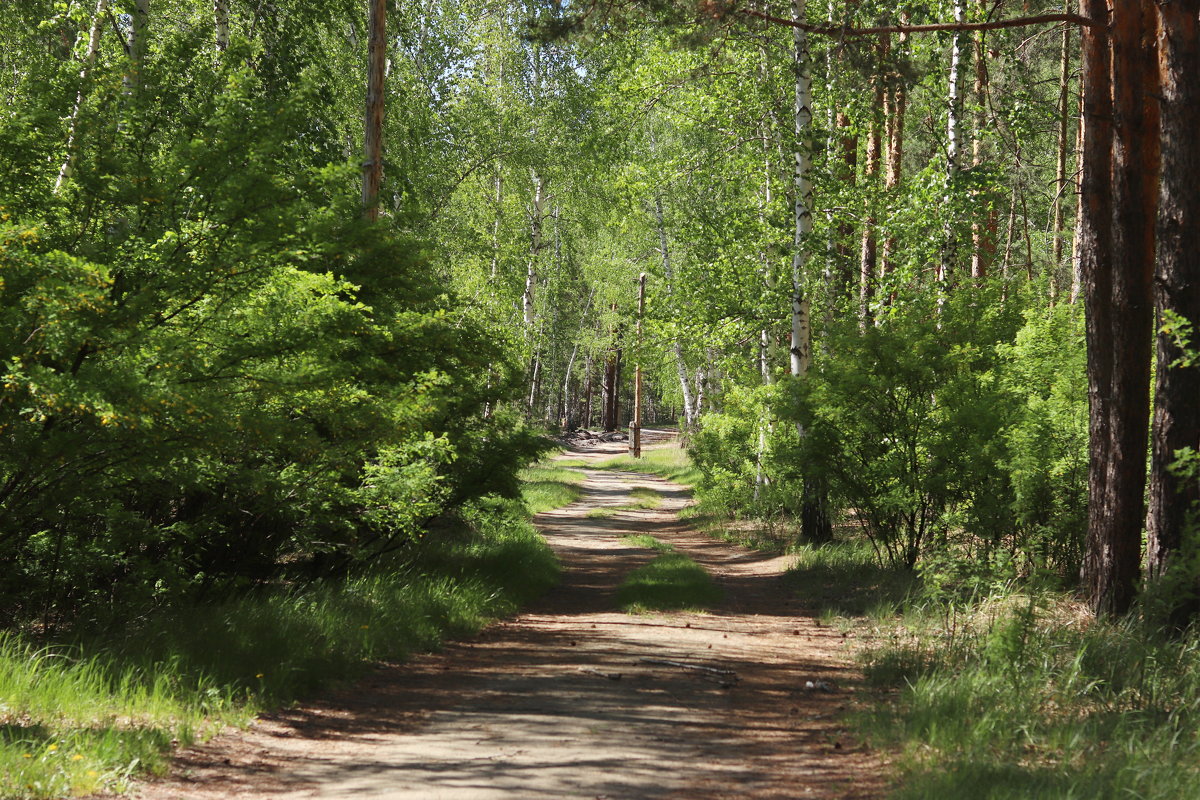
124,431,885,799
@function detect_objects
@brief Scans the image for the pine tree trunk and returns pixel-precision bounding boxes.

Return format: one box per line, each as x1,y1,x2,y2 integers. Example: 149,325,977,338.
970,8,996,280
859,39,884,328
1145,0,1200,624
361,0,386,221
1081,0,1159,617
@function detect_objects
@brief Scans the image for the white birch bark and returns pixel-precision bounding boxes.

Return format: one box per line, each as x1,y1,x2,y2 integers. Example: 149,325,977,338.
789,0,813,383
214,0,230,51
522,168,547,331
55,0,110,195
940,0,964,288
654,195,698,430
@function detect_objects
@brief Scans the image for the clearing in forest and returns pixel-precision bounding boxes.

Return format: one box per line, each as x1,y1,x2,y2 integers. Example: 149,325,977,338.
126,433,882,799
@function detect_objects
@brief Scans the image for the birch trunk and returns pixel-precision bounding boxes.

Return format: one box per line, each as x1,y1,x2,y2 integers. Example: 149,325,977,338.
523,169,547,331
214,0,230,51
654,195,698,430
54,0,109,194
361,0,387,221
790,0,831,542
1052,8,1074,277
940,0,964,290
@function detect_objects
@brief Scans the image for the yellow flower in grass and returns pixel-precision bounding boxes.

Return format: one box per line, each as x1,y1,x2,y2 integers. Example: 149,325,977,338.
47,744,58,752
21,753,31,759
72,754,84,761
255,673,264,678
360,625,369,630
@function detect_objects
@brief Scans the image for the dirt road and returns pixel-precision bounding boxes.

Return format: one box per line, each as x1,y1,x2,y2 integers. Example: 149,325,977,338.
131,435,883,799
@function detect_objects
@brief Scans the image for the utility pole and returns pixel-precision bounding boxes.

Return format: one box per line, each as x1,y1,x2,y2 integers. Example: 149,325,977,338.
630,273,646,457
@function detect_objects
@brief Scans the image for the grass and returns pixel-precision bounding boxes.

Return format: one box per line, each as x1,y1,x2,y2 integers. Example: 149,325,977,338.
592,443,701,487
519,460,586,513
616,536,721,613
853,593,1200,799
0,497,557,799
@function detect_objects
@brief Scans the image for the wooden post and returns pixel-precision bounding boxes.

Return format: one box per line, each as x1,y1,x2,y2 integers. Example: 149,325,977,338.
630,273,646,457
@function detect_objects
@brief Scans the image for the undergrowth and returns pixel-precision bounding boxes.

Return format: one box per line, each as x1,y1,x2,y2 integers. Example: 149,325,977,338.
0,497,557,799
855,592,1200,800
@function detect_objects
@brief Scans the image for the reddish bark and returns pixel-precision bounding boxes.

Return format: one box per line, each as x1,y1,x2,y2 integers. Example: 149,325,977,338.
1146,0,1200,620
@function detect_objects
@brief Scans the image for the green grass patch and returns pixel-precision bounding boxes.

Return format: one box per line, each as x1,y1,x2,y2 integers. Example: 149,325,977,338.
616,552,722,613
593,444,701,487
622,534,674,552
519,462,586,513
0,497,557,799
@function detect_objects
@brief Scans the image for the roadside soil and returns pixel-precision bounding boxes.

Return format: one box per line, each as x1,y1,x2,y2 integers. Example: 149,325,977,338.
128,430,885,799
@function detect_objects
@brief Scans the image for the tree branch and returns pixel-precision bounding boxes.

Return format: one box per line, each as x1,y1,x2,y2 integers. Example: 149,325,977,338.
735,8,1104,36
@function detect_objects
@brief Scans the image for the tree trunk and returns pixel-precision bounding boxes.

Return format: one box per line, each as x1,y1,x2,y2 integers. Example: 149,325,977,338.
654,195,698,430
970,8,996,280
54,0,109,194
361,0,386,221
1052,6,1074,286
523,169,547,330
214,0,230,51
881,18,908,281
940,0,964,291
790,0,832,542
1145,0,1200,624
859,38,884,329
1080,0,1159,617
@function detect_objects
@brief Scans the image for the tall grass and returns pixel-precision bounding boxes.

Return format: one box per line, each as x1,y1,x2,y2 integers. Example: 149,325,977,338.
519,461,586,513
0,497,557,799
857,594,1200,799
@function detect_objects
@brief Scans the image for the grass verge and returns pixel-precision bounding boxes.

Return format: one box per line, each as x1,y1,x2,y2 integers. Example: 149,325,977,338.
584,487,664,519
0,497,557,799
616,537,721,613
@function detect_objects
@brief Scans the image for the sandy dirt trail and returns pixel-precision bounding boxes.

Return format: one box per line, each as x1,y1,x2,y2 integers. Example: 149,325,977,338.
130,433,884,799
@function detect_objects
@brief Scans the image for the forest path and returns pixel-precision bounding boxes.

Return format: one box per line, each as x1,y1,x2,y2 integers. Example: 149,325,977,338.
130,432,883,799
